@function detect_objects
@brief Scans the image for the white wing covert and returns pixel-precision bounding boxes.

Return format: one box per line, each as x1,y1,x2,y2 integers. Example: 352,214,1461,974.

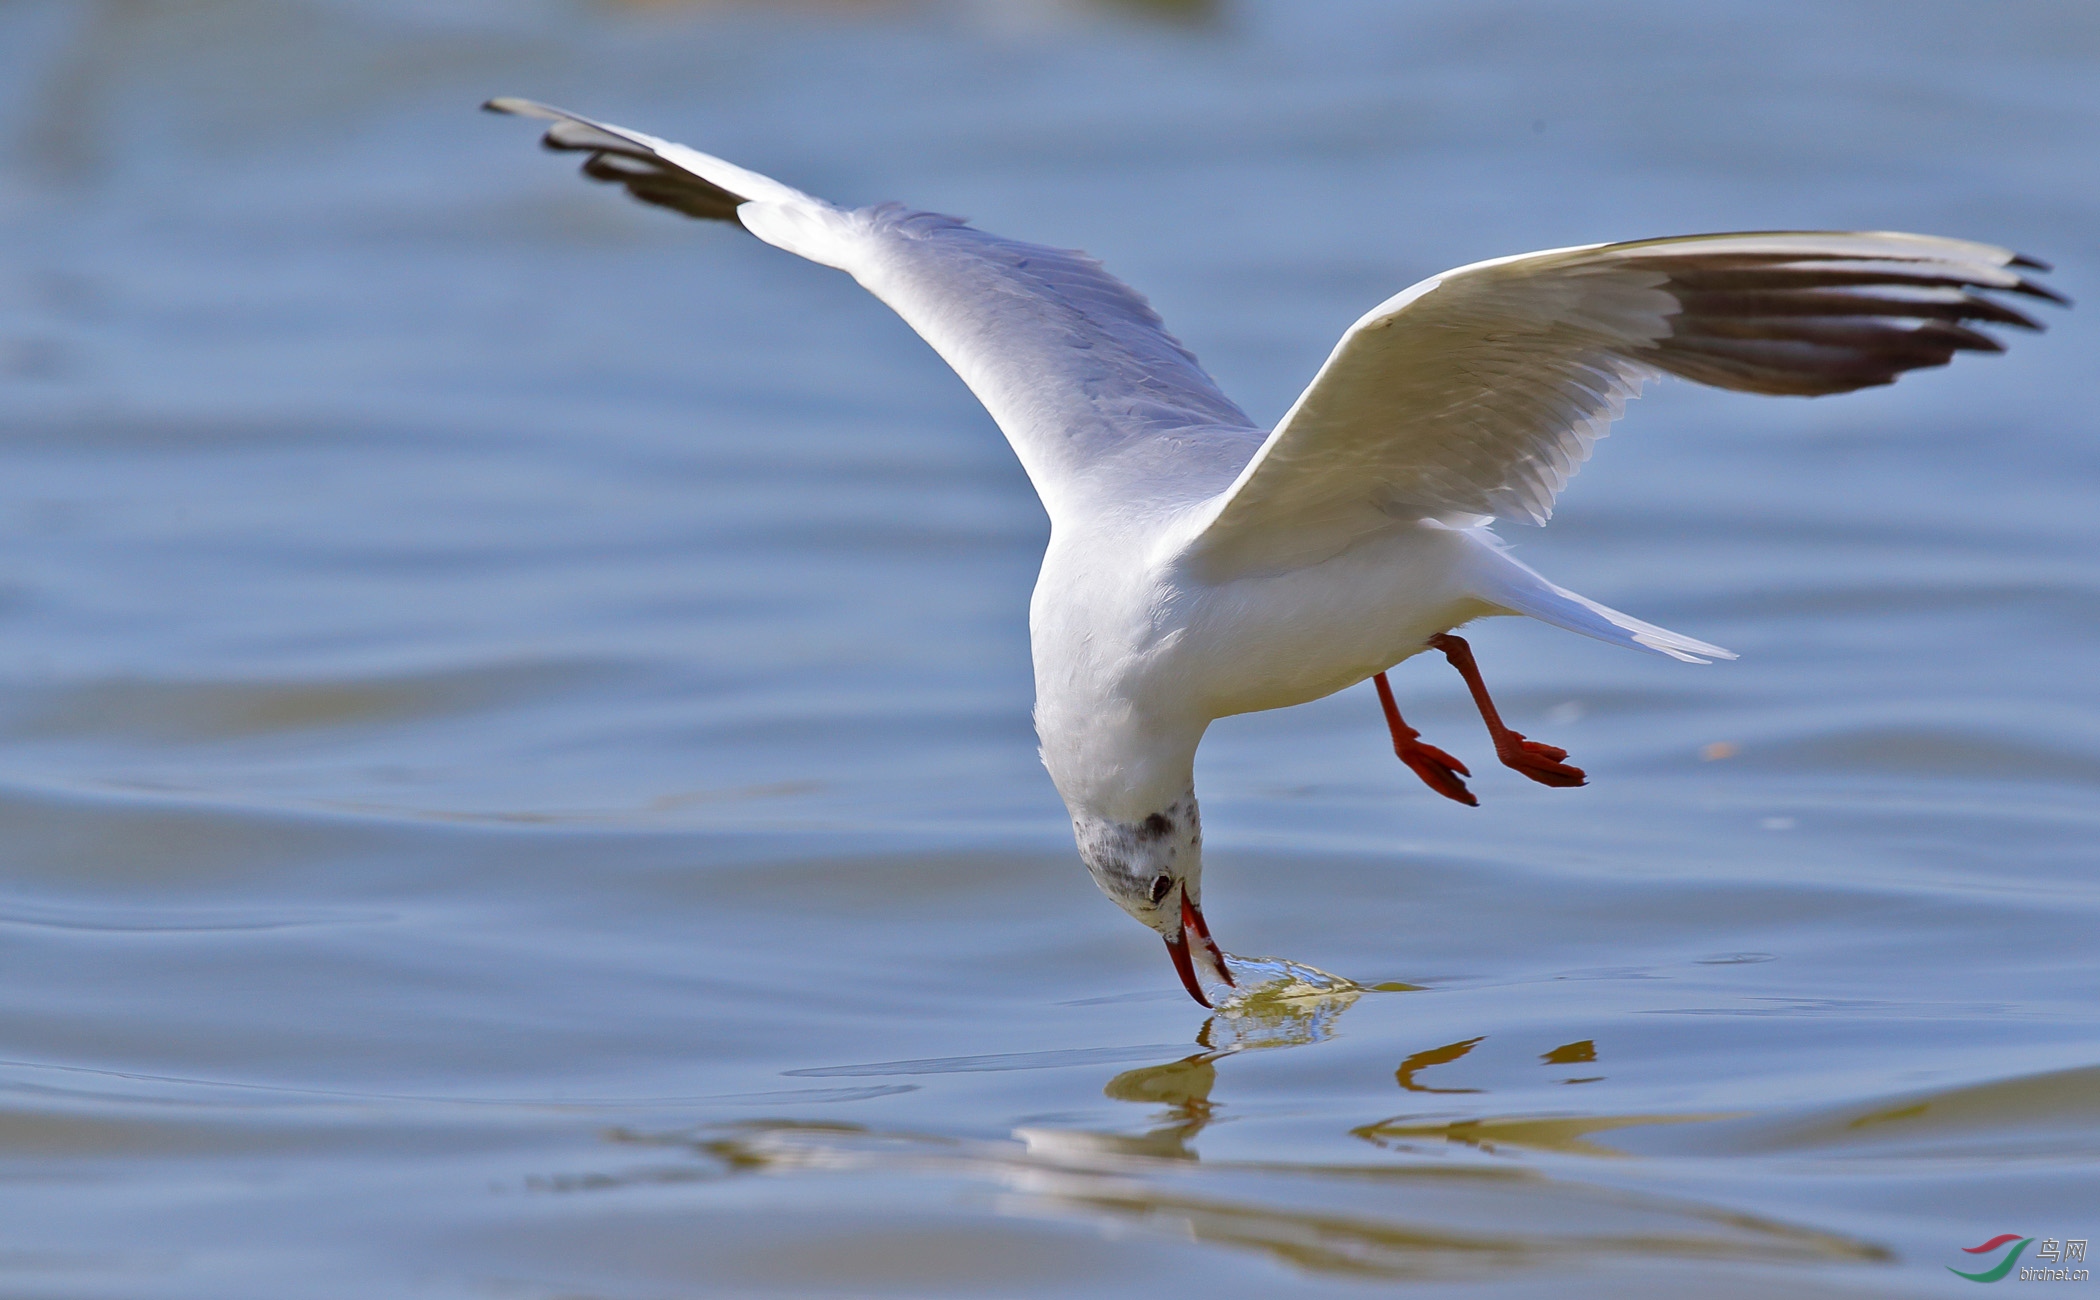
1185,233,2062,580
842,208,1259,521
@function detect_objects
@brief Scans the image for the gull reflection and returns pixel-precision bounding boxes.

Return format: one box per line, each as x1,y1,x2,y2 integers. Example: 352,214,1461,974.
1016,975,1354,1164
553,989,1881,1279
1363,1035,1738,1158
1392,1034,1605,1094
1017,1052,1222,1163
650,1118,1877,1280
1396,1036,1487,1094
1353,1112,1733,1161
1543,1037,1606,1085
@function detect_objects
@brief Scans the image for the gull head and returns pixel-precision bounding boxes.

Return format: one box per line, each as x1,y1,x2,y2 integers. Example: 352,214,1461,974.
1071,797,1234,1006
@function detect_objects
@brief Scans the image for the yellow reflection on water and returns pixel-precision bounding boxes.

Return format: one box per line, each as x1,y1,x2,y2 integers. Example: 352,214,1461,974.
1354,1112,1738,1160
570,986,1885,1282
662,1103,1882,1281
1397,1036,1487,1094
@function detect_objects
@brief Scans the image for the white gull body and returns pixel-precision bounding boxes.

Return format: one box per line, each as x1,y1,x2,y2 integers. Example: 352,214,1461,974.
488,100,2061,1005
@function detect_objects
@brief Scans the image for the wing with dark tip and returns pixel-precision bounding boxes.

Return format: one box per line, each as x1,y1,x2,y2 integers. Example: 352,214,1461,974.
1183,231,2066,578
484,99,1259,525
1622,240,2063,396
482,97,802,223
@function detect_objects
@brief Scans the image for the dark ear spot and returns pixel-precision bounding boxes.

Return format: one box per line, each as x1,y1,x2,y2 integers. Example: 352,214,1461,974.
1149,874,1173,904
1139,813,1174,841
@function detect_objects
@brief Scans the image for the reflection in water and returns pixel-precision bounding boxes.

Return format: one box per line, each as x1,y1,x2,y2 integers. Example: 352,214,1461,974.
595,1115,1878,1281
1029,1052,1222,1162
1392,1035,1609,1093
1353,1112,1734,1161
1365,1037,1730,1156
1396,1036,1486,1094
1543,1038,1606,1085
560,992,1881,1280
1027,978,1360,1162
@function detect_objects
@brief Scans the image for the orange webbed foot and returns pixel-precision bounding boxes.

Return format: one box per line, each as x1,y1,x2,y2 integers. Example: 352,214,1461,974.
1374,670,1480,806
1495,734,1587,787
1398,736,1478,806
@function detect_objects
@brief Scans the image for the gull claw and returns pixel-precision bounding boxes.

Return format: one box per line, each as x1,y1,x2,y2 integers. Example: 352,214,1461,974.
1397,738,1478,807
1374,670,1478,806
1496,734,1587,788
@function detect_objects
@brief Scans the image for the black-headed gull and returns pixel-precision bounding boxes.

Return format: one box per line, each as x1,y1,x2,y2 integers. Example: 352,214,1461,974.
487,100,2062,1006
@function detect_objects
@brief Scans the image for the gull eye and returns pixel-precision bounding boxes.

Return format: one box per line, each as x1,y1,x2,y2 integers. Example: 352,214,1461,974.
1149,874,1173,904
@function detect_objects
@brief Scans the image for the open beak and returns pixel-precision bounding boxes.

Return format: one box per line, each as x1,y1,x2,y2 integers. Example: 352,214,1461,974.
1164,889,1235,1007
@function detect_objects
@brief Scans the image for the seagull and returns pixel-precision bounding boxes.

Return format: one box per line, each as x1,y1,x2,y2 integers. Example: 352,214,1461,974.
486,99,2063,1007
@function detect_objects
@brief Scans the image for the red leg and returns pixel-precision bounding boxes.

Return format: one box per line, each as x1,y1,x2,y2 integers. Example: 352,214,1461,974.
1426,634,1587,788
1373,671,1477,806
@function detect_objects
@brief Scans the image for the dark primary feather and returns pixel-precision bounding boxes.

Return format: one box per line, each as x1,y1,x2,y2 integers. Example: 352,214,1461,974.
570,149,746,221
482,98,749,223
1621,246,2067,396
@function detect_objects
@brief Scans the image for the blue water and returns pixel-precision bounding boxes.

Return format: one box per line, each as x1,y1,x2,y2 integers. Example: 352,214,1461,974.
1,1,2096,1295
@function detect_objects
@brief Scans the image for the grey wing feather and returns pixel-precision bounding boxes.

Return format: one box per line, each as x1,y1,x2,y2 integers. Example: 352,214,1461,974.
846,206,1262,516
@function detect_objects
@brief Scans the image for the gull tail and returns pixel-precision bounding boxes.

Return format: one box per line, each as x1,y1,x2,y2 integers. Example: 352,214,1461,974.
1468,542,1735,665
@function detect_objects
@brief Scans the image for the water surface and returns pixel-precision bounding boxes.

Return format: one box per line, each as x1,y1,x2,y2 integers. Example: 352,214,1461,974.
1,1,2096,1295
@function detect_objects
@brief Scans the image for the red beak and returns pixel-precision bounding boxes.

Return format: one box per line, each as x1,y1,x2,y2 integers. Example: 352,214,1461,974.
1163,890,1235,1007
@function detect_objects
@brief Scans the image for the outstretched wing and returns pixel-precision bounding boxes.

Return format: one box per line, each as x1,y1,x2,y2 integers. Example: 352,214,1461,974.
1183,233,2063,579
486,99,1259,524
